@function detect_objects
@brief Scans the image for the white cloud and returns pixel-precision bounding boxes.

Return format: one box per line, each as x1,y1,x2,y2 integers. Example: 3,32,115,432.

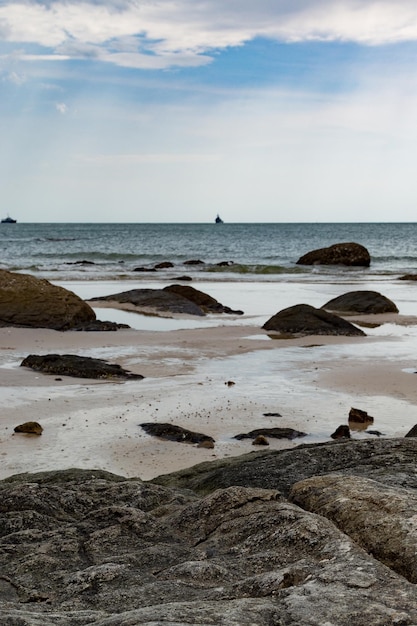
1,1,417,70
55,101,68,113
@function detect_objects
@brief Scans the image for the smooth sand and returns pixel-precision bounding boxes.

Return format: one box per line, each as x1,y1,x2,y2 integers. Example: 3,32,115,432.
1,312,417,481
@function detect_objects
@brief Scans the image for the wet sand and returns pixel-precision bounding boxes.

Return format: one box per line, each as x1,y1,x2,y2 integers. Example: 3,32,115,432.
1,308,417,481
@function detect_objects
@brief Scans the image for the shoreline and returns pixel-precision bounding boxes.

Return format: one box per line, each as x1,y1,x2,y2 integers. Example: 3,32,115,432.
1,311,417,481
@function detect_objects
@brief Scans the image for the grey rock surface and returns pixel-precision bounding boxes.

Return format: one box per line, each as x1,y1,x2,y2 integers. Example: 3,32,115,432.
4,440,417,624
296,242,371,266
20,354,144,380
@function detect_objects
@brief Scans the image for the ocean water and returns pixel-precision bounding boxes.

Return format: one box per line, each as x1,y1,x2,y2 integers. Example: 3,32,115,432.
1,222,417,283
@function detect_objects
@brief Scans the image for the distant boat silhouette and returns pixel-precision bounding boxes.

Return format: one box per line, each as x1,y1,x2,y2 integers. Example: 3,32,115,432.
1,215,17,223
215,214,223,224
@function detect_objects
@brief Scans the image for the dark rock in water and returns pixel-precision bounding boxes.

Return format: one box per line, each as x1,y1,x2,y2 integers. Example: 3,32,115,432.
90,287,206,316
331,425,351,439
296,242,371,267
164,284,244,315
263,303,366,337
141,422,214,445
252,435,269,446
4,443,417,624
21,354,144,380
322,290,398,314
14,421,43,435
72,320,130,331
349,407,374,424
405,424,417,437
173,275,193,281
132,266,157,272
398,274,417,281
65,260,95,265
234,427,307,441
263,412,282,417
154,261,174,269
217,260,234,266
183,259,205,265
0,269,96,330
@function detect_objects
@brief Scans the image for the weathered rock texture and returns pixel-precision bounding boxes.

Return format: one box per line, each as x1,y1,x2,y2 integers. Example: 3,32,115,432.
322,290,398,314
296,242,371,266
3,455,417,625
234,427,307,441
20,354,144,380
14,421,43,435
262,303,366,336
89,285,242,317
0,269,96,330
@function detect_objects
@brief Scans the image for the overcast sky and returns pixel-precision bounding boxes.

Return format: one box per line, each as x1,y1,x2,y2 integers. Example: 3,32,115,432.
1,0,417,222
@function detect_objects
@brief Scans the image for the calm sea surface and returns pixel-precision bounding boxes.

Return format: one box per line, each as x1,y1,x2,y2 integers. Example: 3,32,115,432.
1,222,417,283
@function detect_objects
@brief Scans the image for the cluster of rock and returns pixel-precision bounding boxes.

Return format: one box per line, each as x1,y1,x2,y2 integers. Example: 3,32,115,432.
4,439,417,624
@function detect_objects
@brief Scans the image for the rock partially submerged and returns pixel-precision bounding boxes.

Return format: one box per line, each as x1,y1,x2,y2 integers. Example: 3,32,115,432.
263,303,366,336
234,427,307,441
141,422,215,445
296,242,371,266
0,269,96,330
4,441,417,624
90,284,243,317
322,290,398,314
21,354,144,380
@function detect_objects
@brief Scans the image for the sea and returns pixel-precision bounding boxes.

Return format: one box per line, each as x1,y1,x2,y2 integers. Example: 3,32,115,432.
2,221,417,328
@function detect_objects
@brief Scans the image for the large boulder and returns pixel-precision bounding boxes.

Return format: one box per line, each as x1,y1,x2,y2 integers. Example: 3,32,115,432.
262,303,366,336
0,269,96,329
20,354,144,380
296,242,371,266
90,285,243,317
2,467,417,624
322,290,398,314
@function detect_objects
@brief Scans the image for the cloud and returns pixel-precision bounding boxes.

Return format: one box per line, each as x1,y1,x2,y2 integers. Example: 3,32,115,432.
55,101,68,113
1,1,417,70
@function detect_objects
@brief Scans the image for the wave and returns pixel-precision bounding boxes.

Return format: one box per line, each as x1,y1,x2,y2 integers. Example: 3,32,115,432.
205,263,305,275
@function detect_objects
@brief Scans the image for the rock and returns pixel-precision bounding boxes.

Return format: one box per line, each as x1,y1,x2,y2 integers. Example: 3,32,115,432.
183,259,205,265
90,288,206,316
141,422,215,445
216,261,234,266
65,260,95,266
405,424,417,437
20,354,144,380
197,439,215,449
154,261,174,269
263,412,282,417
322,290,398,314
72,320,130,331
14,421,43,435
164,284,244,315
296,242,371,266
234,427,307,441
398,274,417,281
0,269,96,330
331,424,351,439
290,473,417,583
349,407,374,424
173,275,193,281
132,266,157,272
262,303,366,336
252,435,269,446
225,380,235,386
3,468,417,624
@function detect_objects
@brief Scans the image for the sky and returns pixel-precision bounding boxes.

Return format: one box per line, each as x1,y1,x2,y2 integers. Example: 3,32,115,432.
2,1,417,223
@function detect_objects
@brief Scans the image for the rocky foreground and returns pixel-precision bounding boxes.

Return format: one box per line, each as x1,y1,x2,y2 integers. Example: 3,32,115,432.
2,439,417,625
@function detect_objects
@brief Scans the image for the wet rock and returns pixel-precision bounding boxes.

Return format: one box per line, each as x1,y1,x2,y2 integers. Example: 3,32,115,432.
296,242,371,266
405,424,417,437
322,290,398,314
216,261,234,266
398,274,417,281
234,427,307,441
20,354,144,380
72,320,130,331
132,266,157,272
173,275,192,281
154,261,174,269
14,421,43,435
90,287,206,316
331,425,351,439
65,260,95,266
252,435,269,446
141,422,215,445
263,303,366,337
0,269,96,330
183,259,205,265
349,407,374,425
164,284,244,315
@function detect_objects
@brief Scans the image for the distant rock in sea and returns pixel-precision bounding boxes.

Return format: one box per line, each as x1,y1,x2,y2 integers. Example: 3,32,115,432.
296,242,371,267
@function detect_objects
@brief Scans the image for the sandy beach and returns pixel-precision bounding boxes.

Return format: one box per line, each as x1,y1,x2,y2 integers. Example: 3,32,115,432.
2,286,417,482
